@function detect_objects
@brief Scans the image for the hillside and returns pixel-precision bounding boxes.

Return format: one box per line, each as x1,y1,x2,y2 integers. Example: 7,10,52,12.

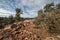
0,19,59,40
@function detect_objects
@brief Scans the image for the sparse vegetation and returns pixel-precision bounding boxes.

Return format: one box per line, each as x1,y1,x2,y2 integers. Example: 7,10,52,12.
35,3,60,34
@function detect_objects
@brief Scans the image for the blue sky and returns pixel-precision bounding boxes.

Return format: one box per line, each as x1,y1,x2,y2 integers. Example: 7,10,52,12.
0,0,60,18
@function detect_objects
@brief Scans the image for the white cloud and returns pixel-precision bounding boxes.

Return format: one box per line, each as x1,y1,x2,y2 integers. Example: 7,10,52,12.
0,8,15,17
20,0,42,6
0,8,15,14
18,0,44,18
21,10,37,18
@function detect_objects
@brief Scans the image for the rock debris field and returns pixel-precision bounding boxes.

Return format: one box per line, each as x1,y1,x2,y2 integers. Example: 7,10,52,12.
0,20,59,40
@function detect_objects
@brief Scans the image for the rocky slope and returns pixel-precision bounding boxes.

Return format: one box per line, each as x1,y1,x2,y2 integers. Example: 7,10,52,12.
0,20,59,40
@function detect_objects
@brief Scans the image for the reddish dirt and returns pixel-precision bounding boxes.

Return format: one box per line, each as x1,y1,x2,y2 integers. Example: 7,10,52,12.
0,20,59,40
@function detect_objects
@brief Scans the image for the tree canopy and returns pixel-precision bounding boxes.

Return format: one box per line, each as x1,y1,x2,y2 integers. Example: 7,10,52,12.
15,8,23,21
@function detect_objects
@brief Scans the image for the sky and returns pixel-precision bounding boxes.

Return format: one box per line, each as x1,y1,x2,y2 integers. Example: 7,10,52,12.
0,0,60,18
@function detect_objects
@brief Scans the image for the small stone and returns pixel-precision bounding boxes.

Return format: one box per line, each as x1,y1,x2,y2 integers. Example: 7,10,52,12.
25,37,28,40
